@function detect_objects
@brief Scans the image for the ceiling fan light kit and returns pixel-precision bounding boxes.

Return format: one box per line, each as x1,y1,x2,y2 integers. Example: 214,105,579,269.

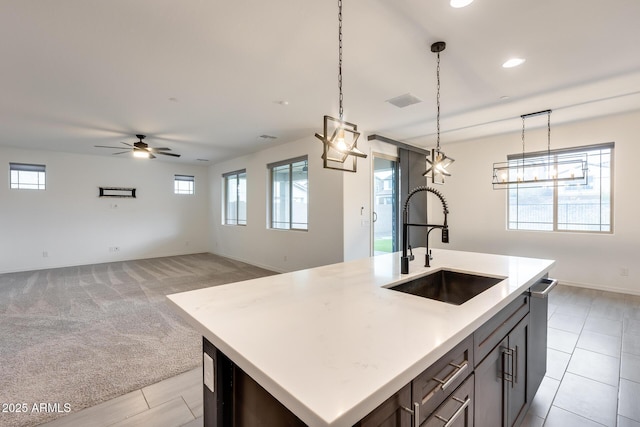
95,134,181,159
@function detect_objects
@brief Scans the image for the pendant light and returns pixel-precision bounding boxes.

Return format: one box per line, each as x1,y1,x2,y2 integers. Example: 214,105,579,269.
423,41,454,184
492,110,588,189
314,0,367,173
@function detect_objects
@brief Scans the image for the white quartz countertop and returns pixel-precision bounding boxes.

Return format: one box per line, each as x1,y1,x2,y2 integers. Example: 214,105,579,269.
167,248,555,427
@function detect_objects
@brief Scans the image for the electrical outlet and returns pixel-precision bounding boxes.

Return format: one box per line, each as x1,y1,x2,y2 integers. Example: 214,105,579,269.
42,251,48,258
203,352,214,392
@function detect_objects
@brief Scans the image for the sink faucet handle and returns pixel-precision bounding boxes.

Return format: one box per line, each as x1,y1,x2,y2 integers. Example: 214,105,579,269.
429,249,433,260
408,245,415,261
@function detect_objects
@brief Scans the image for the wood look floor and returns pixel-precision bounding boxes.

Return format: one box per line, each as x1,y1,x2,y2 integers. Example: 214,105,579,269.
39,367,203,427
40,284,640,427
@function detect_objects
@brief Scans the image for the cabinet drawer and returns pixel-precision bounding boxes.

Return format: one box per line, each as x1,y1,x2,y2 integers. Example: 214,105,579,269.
421,374,474,427
413,334,473,424
474,293,529,366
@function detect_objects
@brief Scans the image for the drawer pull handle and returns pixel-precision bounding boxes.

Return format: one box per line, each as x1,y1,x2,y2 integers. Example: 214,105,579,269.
434,396,471,427
530,278,558,298
401,402,420,427
432,360,469,393
513,345,518,385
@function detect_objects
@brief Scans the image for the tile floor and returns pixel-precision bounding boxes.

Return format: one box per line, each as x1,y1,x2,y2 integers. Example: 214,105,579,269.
522,284,640,427
41,284,640,427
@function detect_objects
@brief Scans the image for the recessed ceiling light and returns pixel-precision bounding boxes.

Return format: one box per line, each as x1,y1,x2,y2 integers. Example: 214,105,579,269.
502,58,526,68
168,97,179,102
273,100,289,106
196,158,209,162
450,0,473,8
500,95,510,100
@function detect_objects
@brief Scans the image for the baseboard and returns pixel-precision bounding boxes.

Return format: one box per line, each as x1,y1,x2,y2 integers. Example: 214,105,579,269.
558,280,640,297
0,250,210,275
208,251,288,274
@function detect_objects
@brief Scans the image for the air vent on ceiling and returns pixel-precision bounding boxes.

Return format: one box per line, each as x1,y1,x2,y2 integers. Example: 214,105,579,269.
386,93,423,108
259,134,278,140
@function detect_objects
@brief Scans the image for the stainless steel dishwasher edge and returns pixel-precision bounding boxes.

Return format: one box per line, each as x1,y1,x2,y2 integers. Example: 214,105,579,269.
528,277,558,400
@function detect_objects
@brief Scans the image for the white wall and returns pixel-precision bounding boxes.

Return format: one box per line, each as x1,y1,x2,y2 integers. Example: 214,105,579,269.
430,110,640,295
209,136,344,273
0,147,209,273
343,137,399,262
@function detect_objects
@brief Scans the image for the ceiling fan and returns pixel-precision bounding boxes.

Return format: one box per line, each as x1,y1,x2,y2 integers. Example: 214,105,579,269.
95,134,181,159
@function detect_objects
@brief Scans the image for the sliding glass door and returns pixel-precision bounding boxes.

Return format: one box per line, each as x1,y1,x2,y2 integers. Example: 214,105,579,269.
372,155,399,255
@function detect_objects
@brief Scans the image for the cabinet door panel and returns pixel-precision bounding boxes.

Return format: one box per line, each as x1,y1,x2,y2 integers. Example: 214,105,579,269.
506,315,529,427
474,294,529,366
474,337,507,427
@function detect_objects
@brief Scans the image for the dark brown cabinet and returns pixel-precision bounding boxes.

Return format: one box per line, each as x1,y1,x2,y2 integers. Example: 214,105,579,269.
422,375,474,427
203,290,544,427
412,335,474,425
474,315,530,427
355,384,412,427
359,336,474,427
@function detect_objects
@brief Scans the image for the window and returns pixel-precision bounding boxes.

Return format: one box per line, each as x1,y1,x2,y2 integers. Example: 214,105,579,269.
508,143,613,232
174,175,194,194
10,163,46,190
268,157,308,230
223,170,247,225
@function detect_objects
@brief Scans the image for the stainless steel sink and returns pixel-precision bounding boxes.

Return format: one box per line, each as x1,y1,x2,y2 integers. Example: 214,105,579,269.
388,270,504,305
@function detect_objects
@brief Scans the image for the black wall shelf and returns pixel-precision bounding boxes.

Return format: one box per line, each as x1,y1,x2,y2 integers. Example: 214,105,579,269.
99,187,136,198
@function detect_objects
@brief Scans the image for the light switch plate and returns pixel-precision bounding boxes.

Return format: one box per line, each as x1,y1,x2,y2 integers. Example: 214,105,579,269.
203,352,214,392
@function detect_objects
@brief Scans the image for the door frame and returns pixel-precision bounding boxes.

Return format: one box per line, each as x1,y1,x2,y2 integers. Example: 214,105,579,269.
371,152,400,256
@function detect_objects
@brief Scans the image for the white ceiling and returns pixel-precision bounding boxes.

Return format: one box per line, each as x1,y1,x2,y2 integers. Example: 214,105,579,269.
2,0,639,164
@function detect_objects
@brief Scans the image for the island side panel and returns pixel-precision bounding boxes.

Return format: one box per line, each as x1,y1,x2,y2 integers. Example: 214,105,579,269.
204,337,306,427
203,337,232,427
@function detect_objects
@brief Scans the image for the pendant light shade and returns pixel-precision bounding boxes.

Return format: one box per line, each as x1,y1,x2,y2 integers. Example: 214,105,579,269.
423,41,454,184
314,0,367,173
492,110,588,189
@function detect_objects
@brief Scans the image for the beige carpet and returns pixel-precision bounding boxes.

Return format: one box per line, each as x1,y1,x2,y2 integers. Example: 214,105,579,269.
0,253,276,427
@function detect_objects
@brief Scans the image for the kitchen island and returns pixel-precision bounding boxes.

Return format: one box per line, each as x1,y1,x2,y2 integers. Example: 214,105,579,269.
167,248,555,427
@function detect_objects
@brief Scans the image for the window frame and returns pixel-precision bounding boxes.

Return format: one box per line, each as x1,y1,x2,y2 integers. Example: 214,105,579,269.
174,174,195,195
10,163,46,190
507,142,614,233
223,169,247,226
268,156,308,231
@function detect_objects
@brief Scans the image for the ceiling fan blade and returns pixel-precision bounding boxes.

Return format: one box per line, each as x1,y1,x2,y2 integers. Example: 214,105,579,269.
156,151,181,157
95,145,126,149
149,147,171,151
120,142,133,147
149,153,156,159
112,151,131,155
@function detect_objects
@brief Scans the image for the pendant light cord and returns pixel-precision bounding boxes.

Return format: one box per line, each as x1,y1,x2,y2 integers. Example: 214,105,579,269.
338,0,343,121
436,50,441,151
